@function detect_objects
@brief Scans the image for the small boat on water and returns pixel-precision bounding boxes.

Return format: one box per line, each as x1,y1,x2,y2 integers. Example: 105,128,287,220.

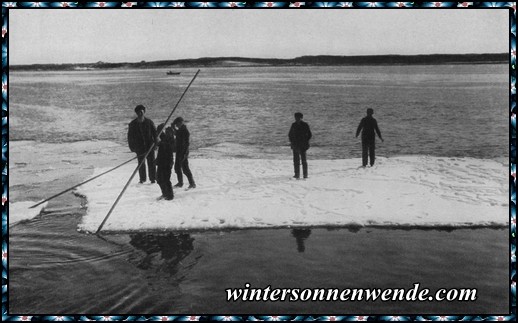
166,71,181,75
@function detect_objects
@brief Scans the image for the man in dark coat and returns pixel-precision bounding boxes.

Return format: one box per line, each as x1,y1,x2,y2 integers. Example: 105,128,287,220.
288,112,312,179
127,104,158,183
155,124,175,200
172,117,196,189
355,108,384,167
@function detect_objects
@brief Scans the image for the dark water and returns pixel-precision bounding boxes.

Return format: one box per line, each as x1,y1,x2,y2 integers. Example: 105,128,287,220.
9,196,509,315
10,65,507,159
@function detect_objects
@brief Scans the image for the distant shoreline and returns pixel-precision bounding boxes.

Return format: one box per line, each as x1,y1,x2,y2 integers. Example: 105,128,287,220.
10,53,507,71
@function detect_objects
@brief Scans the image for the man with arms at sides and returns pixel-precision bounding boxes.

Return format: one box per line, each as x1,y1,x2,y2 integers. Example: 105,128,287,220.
172,117,196,190
127,104,158,184
289,112,312,179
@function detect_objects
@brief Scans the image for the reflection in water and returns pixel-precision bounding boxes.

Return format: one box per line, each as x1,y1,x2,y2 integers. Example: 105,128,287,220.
291,229,312,253
129,232,195,275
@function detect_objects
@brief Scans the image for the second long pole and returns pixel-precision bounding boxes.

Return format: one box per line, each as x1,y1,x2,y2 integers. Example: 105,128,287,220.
95,69,201,234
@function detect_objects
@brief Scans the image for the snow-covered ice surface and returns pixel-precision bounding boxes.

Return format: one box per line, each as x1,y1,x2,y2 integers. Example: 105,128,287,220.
9,201,47,226
76,156,507,233
9,140,127,227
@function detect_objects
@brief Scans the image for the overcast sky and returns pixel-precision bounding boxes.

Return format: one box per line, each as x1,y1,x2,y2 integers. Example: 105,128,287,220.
9,8,509,65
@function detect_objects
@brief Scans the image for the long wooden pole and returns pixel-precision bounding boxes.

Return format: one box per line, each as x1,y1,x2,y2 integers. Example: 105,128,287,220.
29,155,138,209
95,69,201,234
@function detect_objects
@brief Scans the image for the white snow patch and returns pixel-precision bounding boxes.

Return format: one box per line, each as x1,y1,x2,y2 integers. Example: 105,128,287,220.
9,201,48,226
76,156,507,233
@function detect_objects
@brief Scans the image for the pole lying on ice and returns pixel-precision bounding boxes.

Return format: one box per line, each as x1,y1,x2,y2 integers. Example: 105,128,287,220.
29,155,138,209
95,69,201,235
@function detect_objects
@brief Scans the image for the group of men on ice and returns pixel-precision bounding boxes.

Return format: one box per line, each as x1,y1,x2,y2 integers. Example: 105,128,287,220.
127,104,195,201
127,104,383,201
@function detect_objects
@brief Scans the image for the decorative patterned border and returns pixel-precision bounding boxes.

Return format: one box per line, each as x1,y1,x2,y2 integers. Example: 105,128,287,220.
1,2,516,321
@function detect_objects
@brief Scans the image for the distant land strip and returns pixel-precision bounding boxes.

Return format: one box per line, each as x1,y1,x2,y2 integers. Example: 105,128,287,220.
10,53,507,71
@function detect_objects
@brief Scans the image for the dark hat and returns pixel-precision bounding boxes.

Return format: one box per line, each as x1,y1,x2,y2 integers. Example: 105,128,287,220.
173,117,184,125
135,105,146,113
294,112,303,119
367,108,374,115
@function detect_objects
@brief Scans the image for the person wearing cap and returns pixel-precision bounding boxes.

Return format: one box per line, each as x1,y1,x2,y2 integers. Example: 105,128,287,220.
355,108,384,167
127,104,158,184
155,123,175,200
172,117,196,189
288,112,312,179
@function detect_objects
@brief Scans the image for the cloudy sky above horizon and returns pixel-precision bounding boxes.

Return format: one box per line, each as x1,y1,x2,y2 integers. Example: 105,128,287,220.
9,8,509,65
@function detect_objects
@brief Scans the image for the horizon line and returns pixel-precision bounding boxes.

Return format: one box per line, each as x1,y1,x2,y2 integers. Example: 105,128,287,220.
10,52,508,67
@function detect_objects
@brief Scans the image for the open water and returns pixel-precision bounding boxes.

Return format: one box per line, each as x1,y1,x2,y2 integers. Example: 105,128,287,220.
10,64,507,159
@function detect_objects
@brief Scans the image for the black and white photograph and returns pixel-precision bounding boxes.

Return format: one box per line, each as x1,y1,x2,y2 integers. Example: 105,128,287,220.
5,3,512,318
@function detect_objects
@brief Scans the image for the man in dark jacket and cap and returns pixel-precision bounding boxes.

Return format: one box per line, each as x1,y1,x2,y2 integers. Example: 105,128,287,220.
172,117,196,189
288,112,312,179
356,108,384,167
155,123,175,200
127,104,158,184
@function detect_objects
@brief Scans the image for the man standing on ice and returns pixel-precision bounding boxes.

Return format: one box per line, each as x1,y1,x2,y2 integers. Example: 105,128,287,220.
127,104,158,184
172,117,196,189
155,123,175,200
289,112,312,179
355,108,384,167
